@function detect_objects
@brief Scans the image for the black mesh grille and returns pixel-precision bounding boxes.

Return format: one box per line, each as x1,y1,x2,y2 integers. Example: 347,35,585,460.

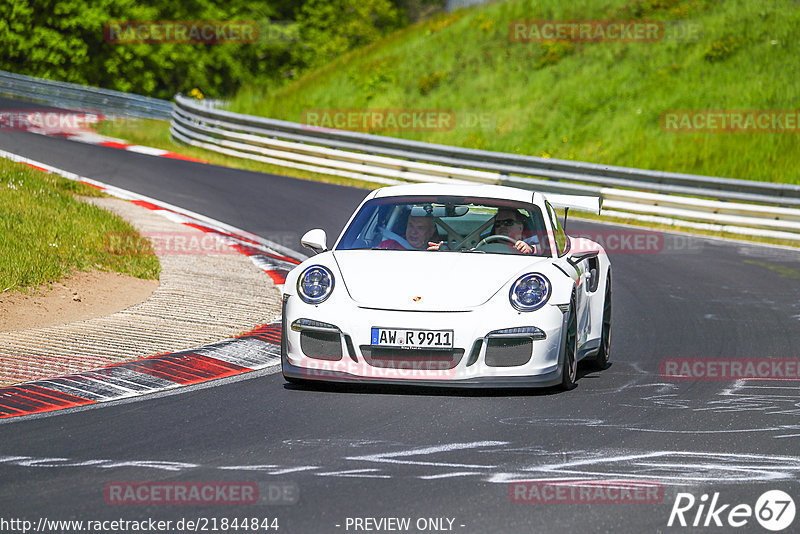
359,347,464,370
300,331,342,360
485,338,533,367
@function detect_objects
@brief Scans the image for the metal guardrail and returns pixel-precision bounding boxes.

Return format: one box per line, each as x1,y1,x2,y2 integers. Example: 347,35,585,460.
1,70,797,241
171,95,800,241
0,70,171,120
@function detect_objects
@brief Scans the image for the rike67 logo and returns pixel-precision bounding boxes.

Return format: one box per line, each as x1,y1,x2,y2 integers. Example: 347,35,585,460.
668,490,796,531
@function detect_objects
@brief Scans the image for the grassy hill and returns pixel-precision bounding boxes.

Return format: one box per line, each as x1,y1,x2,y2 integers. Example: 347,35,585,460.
227,0,800,184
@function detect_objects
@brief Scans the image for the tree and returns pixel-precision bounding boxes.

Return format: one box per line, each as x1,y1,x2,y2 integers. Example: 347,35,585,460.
293,0,401,70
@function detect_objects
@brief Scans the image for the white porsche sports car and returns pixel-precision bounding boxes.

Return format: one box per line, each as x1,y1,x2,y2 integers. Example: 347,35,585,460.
281,183,611,389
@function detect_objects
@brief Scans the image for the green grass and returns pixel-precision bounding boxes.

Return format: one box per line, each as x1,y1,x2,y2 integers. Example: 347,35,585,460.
226,0,800,184
0,158,160,294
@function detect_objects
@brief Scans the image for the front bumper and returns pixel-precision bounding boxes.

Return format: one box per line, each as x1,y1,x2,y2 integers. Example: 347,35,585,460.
281,294,568,388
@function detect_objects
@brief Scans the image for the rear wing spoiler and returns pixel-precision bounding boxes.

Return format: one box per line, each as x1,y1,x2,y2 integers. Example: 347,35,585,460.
544,194,602,214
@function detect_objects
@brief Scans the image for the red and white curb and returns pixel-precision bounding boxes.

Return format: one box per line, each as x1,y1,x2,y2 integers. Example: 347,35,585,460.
0,324,282,419
25,127,206,163
0,149,303,419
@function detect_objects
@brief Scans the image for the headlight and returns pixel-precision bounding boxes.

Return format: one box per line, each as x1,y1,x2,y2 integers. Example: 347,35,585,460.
297,265,335,304
509,273,551,311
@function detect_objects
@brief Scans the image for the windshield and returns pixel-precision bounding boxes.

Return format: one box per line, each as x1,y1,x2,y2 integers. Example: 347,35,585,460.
336,195,551,256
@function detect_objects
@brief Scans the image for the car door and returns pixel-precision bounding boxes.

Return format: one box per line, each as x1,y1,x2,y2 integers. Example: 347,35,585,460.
546,202,591,347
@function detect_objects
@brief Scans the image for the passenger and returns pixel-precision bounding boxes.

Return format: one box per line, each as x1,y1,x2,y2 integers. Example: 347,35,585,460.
492,208,536,255
378,215,440,250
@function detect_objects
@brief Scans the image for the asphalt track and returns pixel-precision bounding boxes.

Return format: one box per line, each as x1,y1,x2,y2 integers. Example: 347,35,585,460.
2,100,800,533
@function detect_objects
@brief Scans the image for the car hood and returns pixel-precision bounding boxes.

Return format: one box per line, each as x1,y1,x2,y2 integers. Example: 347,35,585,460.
332,250,548,311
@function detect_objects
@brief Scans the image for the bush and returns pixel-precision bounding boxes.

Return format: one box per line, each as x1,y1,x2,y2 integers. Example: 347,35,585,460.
417,70,445,95
703,36,744,62
292,0,402,70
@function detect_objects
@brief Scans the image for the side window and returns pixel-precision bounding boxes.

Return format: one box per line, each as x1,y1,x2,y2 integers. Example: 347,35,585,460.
522,207,551,256
546,202,567,256
356,206,382,247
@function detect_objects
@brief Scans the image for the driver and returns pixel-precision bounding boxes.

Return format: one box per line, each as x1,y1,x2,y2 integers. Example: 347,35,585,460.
492,208,536,255
378,215,441,250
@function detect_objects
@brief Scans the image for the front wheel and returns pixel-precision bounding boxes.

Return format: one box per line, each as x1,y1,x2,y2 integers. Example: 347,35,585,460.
560,302,578,390
590,274,612,371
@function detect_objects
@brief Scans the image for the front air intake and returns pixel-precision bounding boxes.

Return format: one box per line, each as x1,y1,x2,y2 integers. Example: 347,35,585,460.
484,338,533,367
359,347,464,370
300,331,343,361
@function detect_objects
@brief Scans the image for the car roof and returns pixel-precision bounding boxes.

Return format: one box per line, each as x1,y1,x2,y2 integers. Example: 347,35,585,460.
370,183,538,204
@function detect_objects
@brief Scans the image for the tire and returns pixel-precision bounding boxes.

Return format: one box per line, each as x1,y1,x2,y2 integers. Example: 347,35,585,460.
591,274,612,371
560,301,578,391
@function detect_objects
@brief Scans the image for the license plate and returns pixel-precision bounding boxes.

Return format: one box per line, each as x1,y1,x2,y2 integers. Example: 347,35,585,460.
371,327,453,349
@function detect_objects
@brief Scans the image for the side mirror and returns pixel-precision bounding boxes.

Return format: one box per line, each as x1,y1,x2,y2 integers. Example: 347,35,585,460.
569,250,599,264
567,237,600,264
301,229,328,254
